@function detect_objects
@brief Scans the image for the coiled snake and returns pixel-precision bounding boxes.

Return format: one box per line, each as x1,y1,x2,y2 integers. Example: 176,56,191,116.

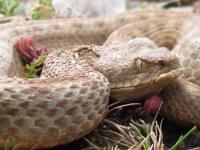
0,10,200,149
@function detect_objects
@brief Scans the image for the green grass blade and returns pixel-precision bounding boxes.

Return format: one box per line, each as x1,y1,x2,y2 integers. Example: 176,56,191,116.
140,120,150,149
130,123,149,150
170,126,196,150
4,140,9,150
7,1,19,16
126,0,131,9
130,123,143,138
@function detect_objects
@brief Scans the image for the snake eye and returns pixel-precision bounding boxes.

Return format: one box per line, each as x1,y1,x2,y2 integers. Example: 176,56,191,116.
136,59,148,69
136,59,142,69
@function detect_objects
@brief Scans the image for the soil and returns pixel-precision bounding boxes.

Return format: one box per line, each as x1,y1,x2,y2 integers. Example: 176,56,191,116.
160,118,200,150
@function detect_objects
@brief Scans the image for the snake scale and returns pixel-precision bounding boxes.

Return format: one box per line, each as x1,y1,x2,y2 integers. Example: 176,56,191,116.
0,9,200,149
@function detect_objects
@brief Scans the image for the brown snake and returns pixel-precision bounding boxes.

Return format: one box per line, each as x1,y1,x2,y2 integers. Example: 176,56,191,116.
0,9,200,149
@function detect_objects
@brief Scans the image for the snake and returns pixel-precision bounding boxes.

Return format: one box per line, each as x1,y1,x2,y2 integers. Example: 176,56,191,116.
0,9,200,149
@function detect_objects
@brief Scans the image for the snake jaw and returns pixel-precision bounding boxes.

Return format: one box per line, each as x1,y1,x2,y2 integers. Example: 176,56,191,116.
110,67,182,102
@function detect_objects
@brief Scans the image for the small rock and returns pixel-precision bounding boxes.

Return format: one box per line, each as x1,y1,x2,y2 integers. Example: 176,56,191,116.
52,0,126,18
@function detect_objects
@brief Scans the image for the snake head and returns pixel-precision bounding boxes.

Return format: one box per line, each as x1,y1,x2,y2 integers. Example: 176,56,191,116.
98,38,182,102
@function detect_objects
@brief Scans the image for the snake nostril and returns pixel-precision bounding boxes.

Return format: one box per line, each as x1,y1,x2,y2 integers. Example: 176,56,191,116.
159,61,165,67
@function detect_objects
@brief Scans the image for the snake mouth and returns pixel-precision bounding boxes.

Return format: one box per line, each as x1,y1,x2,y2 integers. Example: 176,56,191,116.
110,68,182,102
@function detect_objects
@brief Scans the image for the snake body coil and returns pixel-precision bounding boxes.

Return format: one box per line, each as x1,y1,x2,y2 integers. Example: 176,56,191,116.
0,10,199,149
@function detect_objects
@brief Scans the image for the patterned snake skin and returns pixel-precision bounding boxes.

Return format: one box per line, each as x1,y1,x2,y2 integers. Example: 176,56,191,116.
0,10,200,149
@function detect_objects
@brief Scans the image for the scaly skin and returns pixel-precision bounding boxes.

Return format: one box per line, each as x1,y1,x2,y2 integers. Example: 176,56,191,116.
0,10,199,149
